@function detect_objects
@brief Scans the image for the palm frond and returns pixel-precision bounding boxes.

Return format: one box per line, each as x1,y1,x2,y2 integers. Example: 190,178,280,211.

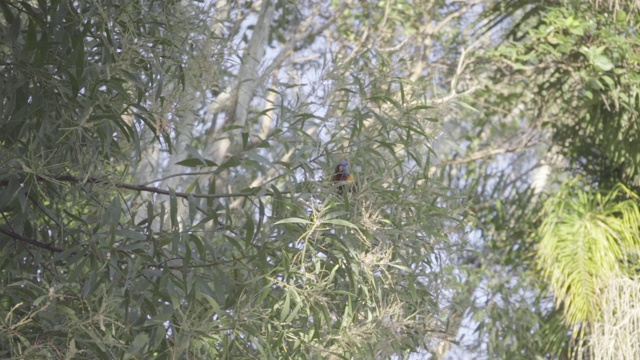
537,182,640,324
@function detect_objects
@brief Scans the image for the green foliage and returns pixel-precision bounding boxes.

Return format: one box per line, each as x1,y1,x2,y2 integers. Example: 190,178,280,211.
0,0,201,358
537,183,640,325
0,0,466,358
446,0,640,358
0,0,181,174
485,2,640,189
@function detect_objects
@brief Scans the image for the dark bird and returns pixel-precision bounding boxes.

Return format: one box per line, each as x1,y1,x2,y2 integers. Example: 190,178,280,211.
333,160,356,194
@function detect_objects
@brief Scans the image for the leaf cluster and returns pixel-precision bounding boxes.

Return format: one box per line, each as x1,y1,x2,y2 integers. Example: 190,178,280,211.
445,1,640,358
0,2,470,358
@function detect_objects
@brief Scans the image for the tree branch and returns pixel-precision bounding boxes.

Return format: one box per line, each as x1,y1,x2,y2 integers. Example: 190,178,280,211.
0,227,64,252
55,175,290,199
435,129,541,167
0,175,292,199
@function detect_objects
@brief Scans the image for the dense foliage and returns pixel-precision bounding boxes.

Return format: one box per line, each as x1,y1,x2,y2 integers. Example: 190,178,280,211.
1,0,640,359
451,1,640,358
1,0,465,358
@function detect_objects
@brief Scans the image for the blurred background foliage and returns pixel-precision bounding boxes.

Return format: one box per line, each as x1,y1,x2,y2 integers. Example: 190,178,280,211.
1,0,640,358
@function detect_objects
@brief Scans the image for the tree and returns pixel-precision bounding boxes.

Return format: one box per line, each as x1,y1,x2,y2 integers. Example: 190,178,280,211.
0,0,471,358
442,0,640,358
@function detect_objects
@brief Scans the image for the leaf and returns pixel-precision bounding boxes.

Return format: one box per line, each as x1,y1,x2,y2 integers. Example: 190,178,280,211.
408,105,433,112
145,307,173,325
275,217,312,225
169,188,178,230
176,158,217,167
280,293,291,323
593,54,614,71
115,229,146,241
322,219,359,229
141,268,163,277
127,333,149,355
454,99,479,112
149,325,167,350
216,156,241,172
244,214,255,242
242,131,249,149
103,197,121,227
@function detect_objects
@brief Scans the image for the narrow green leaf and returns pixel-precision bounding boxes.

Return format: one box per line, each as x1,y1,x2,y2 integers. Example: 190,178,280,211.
275,218,312,225
176,158,217,167
322,219,359,229
280,293,290,323
169,188,178,229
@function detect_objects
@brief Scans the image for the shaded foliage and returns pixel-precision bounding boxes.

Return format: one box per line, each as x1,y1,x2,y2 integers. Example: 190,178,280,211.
0,0,466,358
447,0,640,358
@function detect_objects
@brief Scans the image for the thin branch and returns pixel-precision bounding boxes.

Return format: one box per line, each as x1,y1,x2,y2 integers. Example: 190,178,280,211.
1,154,334,201
427,86,480,106
0,227,64,252
436,130,541,167
144,171,219,186
0,175,294,199
28,193,63,229
257,7,339,86
56,175,291,199
429,1,482,37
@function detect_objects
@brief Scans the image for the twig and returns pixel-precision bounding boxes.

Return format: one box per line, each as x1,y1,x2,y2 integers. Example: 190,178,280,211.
144,171,218,186
436,130,540,167
0,227,63,252
48,175,291,199
427,86,480,106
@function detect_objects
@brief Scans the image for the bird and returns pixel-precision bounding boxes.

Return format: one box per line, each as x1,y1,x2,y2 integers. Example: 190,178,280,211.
333,160,356,194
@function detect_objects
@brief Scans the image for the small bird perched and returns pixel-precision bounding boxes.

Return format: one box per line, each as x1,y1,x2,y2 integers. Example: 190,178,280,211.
333,160,356,194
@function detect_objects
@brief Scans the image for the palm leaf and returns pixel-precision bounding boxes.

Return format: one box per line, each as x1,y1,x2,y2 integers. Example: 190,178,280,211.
537,182,640,324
